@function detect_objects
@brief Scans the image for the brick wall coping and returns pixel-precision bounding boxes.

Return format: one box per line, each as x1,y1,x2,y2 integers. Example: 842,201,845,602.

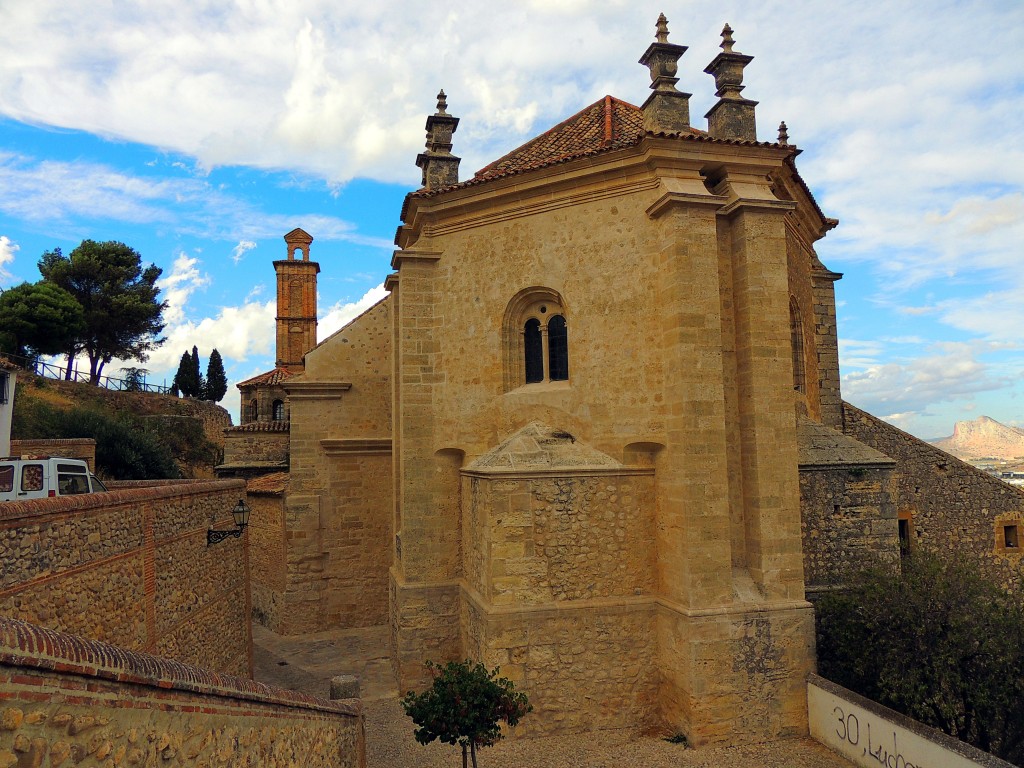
809,673,1014,768
0,478,245,523
0,616,360,718
9,438,97,447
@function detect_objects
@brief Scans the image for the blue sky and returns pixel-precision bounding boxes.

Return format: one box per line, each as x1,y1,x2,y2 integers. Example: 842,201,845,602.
0,1,1022,439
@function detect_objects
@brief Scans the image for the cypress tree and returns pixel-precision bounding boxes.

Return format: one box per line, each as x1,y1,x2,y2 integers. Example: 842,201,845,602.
173,351,194,396
205,348,228,402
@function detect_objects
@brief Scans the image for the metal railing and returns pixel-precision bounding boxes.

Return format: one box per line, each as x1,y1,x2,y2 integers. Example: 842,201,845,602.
4,352,171,395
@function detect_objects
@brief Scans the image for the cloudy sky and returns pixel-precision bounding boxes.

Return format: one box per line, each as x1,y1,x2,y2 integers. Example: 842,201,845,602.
0,0,1021,438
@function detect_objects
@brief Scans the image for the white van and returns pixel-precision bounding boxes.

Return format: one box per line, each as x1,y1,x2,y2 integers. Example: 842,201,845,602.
0,457,107,502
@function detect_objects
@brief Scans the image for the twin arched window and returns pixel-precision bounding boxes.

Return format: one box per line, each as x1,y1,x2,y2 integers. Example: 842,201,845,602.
503,288,569,389
248,399,258,422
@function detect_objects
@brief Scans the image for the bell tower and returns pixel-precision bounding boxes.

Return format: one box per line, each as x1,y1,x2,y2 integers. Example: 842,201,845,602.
275,228,319,372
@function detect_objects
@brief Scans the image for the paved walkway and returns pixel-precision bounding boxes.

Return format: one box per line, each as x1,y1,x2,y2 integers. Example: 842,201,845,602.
251,622,854,768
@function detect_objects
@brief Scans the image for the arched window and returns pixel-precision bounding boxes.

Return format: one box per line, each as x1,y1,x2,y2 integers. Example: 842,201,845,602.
524,319,543,383
502,287,569,390
790,297,806,392
248,399,258,422
547,314,568,381
272,399,285,421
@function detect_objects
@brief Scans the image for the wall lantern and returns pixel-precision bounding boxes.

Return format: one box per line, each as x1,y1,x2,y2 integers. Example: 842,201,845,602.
207,498,251,546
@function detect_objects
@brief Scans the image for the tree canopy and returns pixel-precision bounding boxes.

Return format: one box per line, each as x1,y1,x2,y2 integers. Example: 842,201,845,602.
0,281,85,359
39,240,166,383
816,552,1024,764
402,660,531,768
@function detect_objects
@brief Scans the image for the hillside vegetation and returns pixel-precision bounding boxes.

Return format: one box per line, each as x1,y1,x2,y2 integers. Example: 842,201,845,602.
10,372,231,480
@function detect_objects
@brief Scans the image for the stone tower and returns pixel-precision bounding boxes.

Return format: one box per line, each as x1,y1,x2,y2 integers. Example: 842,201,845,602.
275,228,319,372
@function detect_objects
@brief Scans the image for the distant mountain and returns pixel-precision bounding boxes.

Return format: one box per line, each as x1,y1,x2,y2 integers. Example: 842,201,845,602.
929,415,1024,461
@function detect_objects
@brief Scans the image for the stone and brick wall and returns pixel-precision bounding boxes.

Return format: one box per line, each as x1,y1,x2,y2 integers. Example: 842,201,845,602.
222,424,290,466
843,402,1024,593
0,479,252,676
0,617,364,768
8,439,96,471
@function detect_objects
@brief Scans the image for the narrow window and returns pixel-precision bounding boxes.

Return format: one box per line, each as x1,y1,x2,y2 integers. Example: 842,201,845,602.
790,297,806,392
898,519,911,559
272,399,285,421
524,319,543,384
249,399,258,422
1005,524,1019,549
0,372,8,404
548,315,569,381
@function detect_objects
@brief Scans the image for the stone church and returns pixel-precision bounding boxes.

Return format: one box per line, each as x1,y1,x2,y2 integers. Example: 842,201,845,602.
248,16,1024,745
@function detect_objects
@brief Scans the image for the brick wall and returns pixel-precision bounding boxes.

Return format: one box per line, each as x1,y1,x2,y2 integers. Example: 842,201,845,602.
0,479,252,676
843,402,1024,593
0,617,364,768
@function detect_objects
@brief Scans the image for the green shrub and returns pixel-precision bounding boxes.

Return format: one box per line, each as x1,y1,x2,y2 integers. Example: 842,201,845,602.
401,660,531,768
12,398,180,480
816,552,1024,764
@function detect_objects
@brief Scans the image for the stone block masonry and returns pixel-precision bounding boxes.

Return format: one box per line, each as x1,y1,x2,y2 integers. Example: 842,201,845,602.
0,616,365,768
0,478,252,677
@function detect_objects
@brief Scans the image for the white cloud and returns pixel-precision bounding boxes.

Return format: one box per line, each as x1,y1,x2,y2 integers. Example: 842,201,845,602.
0,235,18,284
156,253,210,327
318,284,389,341
842,342,1008,418
0,151,392,248
231,239,256,265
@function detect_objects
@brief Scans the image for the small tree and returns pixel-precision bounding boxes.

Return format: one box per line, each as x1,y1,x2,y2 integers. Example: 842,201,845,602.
401,660,531,768
205,348,227,402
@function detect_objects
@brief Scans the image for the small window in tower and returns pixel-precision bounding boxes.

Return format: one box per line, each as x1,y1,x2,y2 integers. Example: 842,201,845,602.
548,314,569,381
249,399,258,422
272,399,285,421
524,319,543,384
1005,524,1019,549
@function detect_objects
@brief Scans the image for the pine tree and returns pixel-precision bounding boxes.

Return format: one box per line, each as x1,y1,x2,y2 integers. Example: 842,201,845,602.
205,348,228,402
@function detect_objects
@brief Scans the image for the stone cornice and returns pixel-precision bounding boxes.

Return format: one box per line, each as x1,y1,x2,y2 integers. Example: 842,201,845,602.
320,438,392,456
389,249,442,271
281,381,352,400
460,466,654,480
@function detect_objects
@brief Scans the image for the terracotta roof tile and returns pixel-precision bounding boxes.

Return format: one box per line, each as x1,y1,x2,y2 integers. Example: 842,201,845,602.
246,471,290,495
237,367,294,388
473,96,647,181
226,421,290,433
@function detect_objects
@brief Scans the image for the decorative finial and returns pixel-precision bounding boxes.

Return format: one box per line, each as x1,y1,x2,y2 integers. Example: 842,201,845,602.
417,90,460,190
655,13,670,43
778,121,789,145
435,90,448,116
720,23,735,53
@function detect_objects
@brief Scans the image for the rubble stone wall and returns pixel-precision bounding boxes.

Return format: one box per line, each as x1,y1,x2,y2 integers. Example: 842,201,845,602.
0,617,364,768
0,479,251,676
843,402,1024,593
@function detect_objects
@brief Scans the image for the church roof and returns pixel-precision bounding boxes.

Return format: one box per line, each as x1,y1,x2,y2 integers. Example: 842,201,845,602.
226,421,290,433
472,96,654,183
236,367,294,388
246,471,290,495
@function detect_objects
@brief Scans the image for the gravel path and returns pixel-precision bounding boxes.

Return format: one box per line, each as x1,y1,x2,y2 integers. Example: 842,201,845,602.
365,697,854,768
